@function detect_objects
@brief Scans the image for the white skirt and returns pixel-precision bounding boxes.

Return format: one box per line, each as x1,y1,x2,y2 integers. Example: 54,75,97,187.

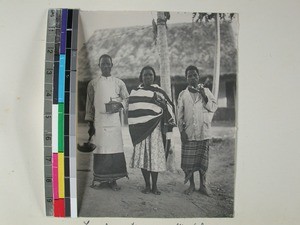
130,122,166,172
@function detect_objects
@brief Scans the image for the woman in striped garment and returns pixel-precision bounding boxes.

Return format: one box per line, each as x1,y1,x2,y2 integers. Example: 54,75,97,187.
128,66,176,195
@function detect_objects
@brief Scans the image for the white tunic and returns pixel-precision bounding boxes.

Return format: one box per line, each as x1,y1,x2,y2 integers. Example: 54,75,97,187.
85,76,129,154
177,87,218,141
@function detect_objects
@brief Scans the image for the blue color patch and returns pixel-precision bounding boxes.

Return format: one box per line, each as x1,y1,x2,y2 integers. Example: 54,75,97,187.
58,54,66,103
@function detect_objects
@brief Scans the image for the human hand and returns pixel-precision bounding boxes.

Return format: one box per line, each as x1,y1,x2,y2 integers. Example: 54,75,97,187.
113,101,123,113
154,93,167,109
197,84,205,95
108,101,123,113
88,122,95,136
197,84,208,103
180,131,188,143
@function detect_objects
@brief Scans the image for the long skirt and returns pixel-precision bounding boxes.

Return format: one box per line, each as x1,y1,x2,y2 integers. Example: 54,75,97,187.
181,140,209,181
130,123,166,172
93,153,127,182
92,117,127,182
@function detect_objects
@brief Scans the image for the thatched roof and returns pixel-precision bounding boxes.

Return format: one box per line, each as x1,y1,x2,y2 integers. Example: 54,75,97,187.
78,22,237,81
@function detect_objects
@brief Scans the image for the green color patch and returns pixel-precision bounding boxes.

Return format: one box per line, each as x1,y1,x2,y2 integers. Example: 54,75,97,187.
58,103,64,152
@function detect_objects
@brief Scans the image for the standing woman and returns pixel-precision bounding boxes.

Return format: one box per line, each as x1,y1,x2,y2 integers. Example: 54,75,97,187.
128,66,175,195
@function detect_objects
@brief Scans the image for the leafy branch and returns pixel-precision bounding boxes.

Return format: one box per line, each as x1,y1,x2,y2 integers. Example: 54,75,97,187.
192,13,235,23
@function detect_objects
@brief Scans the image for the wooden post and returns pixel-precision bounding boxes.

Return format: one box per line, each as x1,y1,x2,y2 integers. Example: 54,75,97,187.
212,13,221,100
157,12,172,98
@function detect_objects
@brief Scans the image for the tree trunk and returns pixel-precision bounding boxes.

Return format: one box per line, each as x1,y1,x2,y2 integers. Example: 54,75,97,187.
212,13,221,100
157,12,172,98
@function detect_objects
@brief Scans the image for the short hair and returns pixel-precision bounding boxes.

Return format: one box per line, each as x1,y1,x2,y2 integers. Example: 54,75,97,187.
139,66,157,82
99,54,112,64
185,65,199,77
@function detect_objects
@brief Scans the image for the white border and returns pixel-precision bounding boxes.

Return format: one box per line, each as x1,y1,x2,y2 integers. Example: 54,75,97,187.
1,0,300,225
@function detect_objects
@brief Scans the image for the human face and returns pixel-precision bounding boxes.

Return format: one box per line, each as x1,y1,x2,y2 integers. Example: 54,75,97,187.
99,56,113,77
186,69,199,87
142,68,155,87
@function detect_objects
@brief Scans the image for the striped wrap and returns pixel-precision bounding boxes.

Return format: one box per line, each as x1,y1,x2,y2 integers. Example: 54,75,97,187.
128,84,175,146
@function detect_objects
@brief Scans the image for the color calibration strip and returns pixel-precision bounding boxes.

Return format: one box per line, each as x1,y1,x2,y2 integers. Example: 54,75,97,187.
44,8,78,217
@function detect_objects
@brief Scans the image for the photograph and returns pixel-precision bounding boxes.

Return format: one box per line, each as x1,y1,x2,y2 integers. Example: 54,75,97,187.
2,0,300,224
75,10,238,218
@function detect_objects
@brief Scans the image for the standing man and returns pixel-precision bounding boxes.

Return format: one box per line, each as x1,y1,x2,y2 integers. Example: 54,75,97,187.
177,65,218,196
85,54,129,191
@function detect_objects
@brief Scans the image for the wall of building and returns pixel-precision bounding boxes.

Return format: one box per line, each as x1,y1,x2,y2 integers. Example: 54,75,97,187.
217,79,227,108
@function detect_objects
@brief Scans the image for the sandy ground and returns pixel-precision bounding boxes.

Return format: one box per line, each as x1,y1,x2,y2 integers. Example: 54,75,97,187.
76,123,236,218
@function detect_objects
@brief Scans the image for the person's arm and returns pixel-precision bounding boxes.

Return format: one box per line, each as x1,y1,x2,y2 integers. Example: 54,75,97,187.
177,92,184,132
107,80,128,114
85,81,95,136
203,88,218,113
177,91,188,143
87,121,95,137
119,80,129,112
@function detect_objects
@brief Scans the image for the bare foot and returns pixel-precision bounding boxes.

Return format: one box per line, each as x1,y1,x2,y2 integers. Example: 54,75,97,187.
151,188,161,195
184,185,195,195
199,186,211,196
109,181,121,191
90,181,108,190
90,183,102,190
141,186,151,194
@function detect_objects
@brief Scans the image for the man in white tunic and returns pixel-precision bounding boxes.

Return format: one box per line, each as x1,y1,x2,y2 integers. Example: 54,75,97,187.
85,54,129,191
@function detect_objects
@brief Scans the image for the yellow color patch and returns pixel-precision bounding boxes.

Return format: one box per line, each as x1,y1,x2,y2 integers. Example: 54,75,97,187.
58,153,65,198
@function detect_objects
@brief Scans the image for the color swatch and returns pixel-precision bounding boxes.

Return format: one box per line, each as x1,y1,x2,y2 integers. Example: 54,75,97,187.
44,8,79,217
